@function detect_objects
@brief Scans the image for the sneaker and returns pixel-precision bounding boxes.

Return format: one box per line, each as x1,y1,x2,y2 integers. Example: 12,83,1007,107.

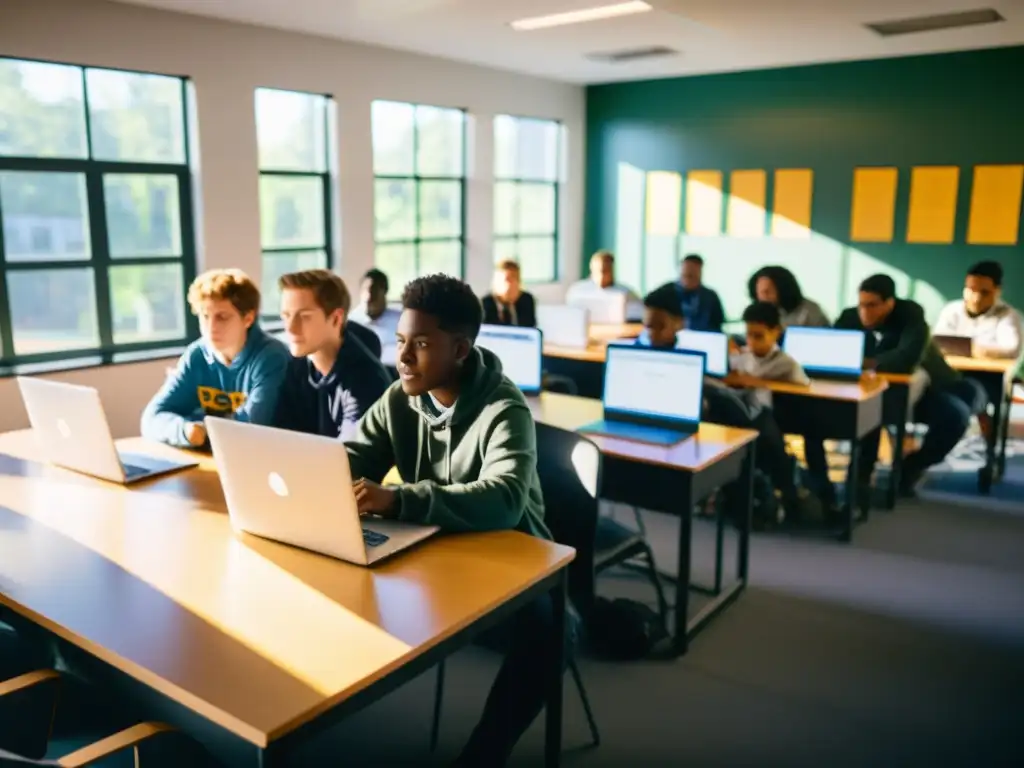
782,488,824,526
898,453,927,497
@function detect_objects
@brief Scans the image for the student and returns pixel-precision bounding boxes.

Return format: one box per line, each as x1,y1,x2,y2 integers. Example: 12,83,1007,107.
481,259,536,327
565,250,643,320
349,267,402,360
640,285,821,524
748,265,830,328
141,269,289,448
933,260,1022,359
273,269,391,441
835,274,987,494
677,254,726,332
732,302,836,511
342,274,568,767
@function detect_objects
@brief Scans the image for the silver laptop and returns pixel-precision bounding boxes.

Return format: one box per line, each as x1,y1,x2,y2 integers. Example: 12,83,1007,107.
537,304,589,349
477,324,543,397
567,292,627,325
205,419,439,566
15,376,198,484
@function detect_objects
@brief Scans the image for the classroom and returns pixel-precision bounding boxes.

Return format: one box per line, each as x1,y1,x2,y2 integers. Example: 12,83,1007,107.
1,0,1023,765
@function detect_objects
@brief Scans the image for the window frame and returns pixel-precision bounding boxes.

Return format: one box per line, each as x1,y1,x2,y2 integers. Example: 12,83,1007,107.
0,56,198,372
372,101,468,285
255,87,335,322
492,114,562,284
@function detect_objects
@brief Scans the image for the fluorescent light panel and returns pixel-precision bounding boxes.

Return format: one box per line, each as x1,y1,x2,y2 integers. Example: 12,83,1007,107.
511,1,652,31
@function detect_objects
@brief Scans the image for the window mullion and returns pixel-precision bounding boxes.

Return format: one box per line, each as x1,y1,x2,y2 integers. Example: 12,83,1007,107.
85,169,114,350
0,185,14,364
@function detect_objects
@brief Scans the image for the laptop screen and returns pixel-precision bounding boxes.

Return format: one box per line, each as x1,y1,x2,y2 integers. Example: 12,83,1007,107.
675,330,729,377
603,345,705,426
783,326,865,377
537,305,589,348
566,292,627,325
476,325,543,395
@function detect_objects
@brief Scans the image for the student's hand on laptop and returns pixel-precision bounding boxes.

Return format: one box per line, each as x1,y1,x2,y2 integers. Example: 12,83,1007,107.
353,478,398,517
186,422,207,447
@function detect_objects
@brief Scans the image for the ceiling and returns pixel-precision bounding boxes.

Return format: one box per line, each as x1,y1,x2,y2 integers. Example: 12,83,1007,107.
111,0,1024,83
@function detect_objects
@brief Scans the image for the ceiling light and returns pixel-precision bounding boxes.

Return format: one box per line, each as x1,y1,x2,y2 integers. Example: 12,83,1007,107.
510,1,653,31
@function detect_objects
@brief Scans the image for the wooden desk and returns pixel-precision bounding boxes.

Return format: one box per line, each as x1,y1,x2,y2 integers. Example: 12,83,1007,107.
528,393,758,656
722,375,887,541
587,323,643,343
0,432,574,767
542,325,640,398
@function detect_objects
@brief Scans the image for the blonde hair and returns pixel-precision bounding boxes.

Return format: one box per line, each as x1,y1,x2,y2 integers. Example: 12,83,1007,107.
187,269,261,316
591,249,614,264
495,259,521,274
278,269,351,316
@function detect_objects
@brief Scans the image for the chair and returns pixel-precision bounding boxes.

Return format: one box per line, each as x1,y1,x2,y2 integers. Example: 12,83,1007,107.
347,320,383,360
428,423,607,754
1,670,206,766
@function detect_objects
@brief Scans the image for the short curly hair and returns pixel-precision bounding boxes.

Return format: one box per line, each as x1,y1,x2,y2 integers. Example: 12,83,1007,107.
401,273,483,341
643,282,683,319
742,301,781,328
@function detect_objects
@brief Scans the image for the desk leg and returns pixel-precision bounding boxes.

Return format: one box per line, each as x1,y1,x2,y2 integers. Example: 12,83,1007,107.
545,571,566,768
843,441,860,544
998,385,1013,477
713,505,725,595
671,483,695,657
737,445,753,584
979,384,1004,494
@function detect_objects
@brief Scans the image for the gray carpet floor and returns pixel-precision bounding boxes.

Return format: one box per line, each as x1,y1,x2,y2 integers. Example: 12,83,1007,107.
291,487,1024,767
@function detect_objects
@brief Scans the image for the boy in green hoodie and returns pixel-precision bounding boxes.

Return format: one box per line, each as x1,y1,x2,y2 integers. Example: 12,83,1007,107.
343,274,565,767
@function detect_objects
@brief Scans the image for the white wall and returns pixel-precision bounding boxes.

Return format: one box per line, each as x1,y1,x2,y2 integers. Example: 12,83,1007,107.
0,0,586,436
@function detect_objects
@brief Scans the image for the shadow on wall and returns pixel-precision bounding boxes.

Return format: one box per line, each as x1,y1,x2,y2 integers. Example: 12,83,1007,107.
613,161,954,323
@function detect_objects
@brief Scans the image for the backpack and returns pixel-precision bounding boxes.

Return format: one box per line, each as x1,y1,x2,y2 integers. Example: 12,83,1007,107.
585,596,667,660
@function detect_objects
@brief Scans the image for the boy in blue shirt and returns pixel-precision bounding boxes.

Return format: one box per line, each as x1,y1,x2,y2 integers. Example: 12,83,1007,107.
273,269,391,440
640,285,821,525
141,269,290,448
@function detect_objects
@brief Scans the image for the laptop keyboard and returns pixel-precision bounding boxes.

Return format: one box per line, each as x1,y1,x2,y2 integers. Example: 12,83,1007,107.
363,529,390,548
122,463,150,479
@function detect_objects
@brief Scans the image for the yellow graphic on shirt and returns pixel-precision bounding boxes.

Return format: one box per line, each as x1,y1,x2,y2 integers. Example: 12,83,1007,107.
198,386,246,415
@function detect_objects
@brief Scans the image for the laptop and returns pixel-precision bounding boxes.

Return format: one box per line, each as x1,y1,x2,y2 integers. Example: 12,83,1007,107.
675,329,729,378
932,334,973,358
782,326,866,381
205,419,439,566
476,324,543,397
537,305,589,349
15,377,198,484
567,292,628,325
579,345,706,446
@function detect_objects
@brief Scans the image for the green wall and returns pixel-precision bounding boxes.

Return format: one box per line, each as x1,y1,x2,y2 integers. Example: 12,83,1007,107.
584,46,1024,323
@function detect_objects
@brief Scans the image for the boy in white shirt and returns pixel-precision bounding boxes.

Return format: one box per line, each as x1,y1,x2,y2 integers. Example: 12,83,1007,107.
349,268,402,364
933,261,1022,359
565,250,644,321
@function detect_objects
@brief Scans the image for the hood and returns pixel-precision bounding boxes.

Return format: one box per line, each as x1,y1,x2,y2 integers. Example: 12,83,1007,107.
200,324,270,368
408,345,506,429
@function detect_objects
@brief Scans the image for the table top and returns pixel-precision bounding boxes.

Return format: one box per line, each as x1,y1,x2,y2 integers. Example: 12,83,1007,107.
527,393,757,472
543,323,642,362
722,373,889,402
945,355,1017,375
587,323,643,342
0,431,573,748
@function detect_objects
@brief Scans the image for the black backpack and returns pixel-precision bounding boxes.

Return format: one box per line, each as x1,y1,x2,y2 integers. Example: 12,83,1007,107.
585,596,667,660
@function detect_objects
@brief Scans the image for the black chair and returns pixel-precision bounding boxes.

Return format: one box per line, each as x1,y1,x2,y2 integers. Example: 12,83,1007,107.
428,423,605,754
1,669,207,766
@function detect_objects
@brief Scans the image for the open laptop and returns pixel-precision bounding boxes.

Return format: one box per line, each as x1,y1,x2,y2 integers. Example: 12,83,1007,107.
932,334,973,358
206,419,438,566
537,305,589,349
782,326,866,381
477,324,543,397
15,377,198,484
579,345,706,446
567,291,628,325
675,329,729,378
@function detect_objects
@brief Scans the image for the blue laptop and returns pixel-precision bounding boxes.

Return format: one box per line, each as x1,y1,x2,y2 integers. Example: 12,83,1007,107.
579,345,706,446
675,329,729,378
476,324,543,397
782,326,866,381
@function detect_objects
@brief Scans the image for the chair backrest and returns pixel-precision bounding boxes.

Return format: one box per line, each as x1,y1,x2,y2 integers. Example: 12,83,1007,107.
534,422,601,612
347,320,383,360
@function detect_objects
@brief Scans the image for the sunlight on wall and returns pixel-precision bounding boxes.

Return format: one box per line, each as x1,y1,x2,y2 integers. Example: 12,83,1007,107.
615,162,645,293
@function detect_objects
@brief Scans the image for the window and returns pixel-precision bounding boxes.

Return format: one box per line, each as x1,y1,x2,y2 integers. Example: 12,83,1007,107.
255,88,334,318
493,115,561,283
0,57,197,369
372,101,465,297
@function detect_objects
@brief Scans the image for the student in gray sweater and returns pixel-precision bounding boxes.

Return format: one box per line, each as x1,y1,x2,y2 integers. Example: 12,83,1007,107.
731,302,835,517
749,265,831,329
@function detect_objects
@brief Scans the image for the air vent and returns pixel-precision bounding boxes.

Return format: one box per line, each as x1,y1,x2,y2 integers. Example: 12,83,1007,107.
866,8,1004,37
586,45,679,63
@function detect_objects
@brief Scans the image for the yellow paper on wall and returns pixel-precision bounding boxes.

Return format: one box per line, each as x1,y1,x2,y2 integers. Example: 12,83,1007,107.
645,171,682,235
967,165,1024,245
772,169,813,238
685,170,723,235
727,170,767,237
850,167,897,242
906,166,959,244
